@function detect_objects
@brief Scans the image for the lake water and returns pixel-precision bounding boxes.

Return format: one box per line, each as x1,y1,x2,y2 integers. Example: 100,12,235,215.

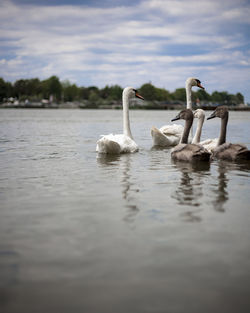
0,108,250,313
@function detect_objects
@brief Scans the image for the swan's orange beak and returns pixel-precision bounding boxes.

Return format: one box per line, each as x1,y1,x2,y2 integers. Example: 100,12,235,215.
135,92,144,100
197,82,205,89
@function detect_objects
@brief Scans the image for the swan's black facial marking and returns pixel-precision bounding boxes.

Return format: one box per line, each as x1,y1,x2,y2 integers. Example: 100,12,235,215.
134,89,144,100
195,79,205,89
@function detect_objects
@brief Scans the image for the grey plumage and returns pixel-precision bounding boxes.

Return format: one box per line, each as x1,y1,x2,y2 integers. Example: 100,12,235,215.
171,109,211,162
207,106,250,161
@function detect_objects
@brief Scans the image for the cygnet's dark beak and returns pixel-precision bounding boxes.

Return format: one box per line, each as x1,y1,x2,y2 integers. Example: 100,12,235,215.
207,111,216,120
171,114,180,122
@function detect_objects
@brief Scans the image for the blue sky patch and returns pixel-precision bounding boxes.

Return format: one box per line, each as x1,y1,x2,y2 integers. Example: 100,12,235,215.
1,0,250,102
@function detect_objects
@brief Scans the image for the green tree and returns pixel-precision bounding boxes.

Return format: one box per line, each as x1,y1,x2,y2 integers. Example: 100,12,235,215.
62,80,80,101
211,91,232,104
226,94,235,105
211,91,223,103
172,88,186,102
194,89,211,101
220,91,229,104
26,78,42,96
42,76,62,101
1,76,245,107
87,86,99,97
236,92,244,104
13,79,28,98
12,78,41,99
100,85,123,100
79,87,90,100
89,90,100,103
139,83,157,101
155,87,171,101
0,78,13,101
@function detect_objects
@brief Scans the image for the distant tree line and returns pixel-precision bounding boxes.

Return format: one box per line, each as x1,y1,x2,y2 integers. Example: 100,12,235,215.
0,76,244,106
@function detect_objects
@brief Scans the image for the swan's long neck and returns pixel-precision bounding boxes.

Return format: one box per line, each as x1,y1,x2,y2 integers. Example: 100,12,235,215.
185,81,193,138
192,115,204,144
218,112,228,146
185,81,193,110
122,92,133,139
181,116,193,144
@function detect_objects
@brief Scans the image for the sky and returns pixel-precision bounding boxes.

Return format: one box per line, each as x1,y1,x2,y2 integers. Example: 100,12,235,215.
0,0,250,102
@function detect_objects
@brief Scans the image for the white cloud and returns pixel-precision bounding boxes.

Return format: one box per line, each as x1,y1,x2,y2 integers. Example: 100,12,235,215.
0,0,250,101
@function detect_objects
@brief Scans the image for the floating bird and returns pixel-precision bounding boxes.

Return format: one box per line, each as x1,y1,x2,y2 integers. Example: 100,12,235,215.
207,106,250,161
151,77,205,147
171,109,211,162
192,109,218,152
96,87,144,154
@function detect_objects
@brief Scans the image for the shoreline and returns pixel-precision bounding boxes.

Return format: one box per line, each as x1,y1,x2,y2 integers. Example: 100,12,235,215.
1,104,250,111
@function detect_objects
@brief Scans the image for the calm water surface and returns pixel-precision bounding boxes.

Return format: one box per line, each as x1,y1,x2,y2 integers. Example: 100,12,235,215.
0,109,250,313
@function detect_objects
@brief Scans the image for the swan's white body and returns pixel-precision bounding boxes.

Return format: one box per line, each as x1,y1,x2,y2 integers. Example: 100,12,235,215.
96,87,144,154
199,138,218,152
96,134,138,154
151,124,183,146
192,109,218,153
151,77,204,147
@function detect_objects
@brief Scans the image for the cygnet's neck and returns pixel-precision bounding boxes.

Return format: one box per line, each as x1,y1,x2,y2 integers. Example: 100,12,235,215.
185,80,193,138
218,111,228,146
122,91,133,139
192,115,205,144
181,116,193,144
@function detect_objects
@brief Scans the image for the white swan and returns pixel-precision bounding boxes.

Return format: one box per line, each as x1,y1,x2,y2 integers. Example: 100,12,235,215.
151,77,205,147
96,87,144,154
192,109,218,152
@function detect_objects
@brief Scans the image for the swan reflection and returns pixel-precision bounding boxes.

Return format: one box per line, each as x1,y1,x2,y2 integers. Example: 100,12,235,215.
211,160,250,212
121,155,140,226
172,160,210,222
150,145,172,151
212,162,229,212
96,154,140,227
96,153,121,165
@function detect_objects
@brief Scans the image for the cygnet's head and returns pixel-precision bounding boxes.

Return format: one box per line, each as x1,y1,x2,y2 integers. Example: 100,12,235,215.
193,109,205,119
207,106,228,120
123,87,144,100
186,77,205,89
171,108,194,122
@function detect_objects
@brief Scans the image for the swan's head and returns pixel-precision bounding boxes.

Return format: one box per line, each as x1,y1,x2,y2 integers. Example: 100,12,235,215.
193,109,205,119
207,106,228,120
186,77,205,89
123,87,144,100
171,108,194,122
